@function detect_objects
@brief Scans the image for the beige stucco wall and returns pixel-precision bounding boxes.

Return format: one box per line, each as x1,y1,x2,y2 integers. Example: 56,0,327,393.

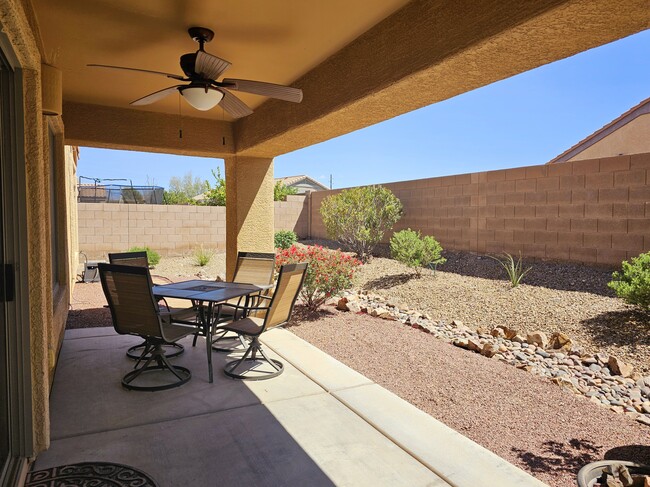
568,114,650,161
0,0,76,456
77,195,307,259
311,154,650,266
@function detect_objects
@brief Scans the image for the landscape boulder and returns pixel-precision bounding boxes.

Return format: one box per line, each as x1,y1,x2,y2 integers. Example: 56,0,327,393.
526,331,548,349
481,343,499,358
336,297,349,311
608,356,634,378
548,332,572,351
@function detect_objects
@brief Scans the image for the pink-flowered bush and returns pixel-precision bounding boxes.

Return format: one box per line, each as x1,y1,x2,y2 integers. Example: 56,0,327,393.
275,245,361,311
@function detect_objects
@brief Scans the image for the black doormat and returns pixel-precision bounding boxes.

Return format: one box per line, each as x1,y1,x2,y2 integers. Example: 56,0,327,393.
26,462,159,486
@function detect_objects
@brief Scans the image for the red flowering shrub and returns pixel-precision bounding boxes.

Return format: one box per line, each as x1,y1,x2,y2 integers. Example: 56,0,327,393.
275,245,361,311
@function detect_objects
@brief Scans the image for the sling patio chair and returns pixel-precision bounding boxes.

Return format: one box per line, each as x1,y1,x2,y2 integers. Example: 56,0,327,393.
99,263,200,391
221,262,307,381
108,251,185,360
191,251,276,352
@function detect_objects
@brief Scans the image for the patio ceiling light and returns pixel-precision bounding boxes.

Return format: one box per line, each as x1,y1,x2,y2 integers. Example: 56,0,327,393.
180,85,224,111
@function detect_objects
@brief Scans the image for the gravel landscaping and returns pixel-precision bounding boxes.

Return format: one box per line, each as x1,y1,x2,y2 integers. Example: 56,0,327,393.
67,246,650,487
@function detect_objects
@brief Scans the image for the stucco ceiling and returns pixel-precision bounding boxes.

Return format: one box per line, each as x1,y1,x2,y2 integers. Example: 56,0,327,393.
31,0,410,120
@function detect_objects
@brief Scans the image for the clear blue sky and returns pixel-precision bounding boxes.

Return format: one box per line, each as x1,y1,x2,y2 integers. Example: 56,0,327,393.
78,29,649,190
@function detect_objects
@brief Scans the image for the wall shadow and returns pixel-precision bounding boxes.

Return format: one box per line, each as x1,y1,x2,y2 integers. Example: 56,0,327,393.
511,438,601,476
302,239,617,297
580,309,650,348
362,273,418,291
66,307,112,329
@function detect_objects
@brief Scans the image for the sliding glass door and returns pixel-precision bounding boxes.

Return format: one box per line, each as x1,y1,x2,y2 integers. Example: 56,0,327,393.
0,38,32,486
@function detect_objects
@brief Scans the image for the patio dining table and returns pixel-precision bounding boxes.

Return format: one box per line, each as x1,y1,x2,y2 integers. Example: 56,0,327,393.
152,280,265,383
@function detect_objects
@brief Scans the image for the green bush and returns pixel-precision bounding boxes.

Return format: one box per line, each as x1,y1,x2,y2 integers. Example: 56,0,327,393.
608,251,650,310
275,245,361,311
193,246,213,267
274,230,298,249
320,185,402,263
390,229,446,276
128,246,161,267
490,252,531,288
274,181,299,201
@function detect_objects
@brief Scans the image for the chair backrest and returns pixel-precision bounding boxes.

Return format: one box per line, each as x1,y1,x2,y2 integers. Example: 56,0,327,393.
263,262,307,330
232,251,275,286
108,251,149,268
99,263,162,338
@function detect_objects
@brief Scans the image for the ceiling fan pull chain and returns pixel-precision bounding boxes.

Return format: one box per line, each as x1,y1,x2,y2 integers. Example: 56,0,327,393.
178,92,183,139
221,105,226,146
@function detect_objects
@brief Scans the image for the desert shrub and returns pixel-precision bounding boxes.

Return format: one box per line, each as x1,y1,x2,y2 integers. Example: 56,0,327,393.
193,246,213,266
320,185,402,263
608,251,650,311
274,181,299,201
127,246,161,266
275,245,361,311
490,252,531,288
274,230,298,249
390,229,446,277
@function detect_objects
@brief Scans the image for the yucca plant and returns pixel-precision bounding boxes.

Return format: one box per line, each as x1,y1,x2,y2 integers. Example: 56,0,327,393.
193,245,213,267
490,252,532,288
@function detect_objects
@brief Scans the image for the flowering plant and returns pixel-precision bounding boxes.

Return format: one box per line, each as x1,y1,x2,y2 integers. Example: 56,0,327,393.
275,245,361,311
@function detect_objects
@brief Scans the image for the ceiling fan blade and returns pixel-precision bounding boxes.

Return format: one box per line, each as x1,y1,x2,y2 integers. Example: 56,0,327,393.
218,89,253,119
130,85,182,106
195,51,231,80
88,64,186,81
222,78,303,103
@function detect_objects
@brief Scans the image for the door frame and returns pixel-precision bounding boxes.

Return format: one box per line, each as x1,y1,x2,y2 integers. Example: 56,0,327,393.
0,29,34,486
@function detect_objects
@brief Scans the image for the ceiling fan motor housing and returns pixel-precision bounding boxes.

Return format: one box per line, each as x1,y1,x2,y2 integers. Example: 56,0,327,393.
180,53,197,78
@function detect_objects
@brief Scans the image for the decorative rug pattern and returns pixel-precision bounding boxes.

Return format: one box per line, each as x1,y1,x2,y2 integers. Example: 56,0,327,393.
26,462,159,486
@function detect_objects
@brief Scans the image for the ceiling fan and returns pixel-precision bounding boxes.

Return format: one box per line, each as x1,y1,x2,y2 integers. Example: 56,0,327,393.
88,27,303,118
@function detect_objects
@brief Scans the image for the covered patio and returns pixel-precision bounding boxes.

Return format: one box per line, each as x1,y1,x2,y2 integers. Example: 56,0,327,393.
0,0,648,485
35,326,544,486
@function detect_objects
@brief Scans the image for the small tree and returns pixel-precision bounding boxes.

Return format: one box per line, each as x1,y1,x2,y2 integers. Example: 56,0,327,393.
274,181,299,201
203,168,226,206
164,171,209,205
320,185,402,263
608,251,650,311
390,229,446,277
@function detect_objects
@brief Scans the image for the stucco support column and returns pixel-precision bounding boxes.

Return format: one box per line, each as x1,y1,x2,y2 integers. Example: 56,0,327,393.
224,156,275,279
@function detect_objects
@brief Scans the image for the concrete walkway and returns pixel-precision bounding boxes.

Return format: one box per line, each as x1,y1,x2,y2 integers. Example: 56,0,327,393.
35,327,547,486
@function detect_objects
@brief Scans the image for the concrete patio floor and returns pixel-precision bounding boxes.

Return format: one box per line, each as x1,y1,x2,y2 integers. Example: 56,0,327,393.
34,327,548,486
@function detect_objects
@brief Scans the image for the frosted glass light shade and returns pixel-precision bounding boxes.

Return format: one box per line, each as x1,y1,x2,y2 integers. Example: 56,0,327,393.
181,86,224,111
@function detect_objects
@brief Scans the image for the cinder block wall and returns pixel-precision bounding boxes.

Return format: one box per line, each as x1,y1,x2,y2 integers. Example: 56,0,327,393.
310,154,650,266
78,195,307,258
274,194,309,237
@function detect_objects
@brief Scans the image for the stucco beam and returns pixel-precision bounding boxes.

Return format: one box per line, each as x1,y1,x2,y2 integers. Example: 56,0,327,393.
235,0,650,158
62,101,235,158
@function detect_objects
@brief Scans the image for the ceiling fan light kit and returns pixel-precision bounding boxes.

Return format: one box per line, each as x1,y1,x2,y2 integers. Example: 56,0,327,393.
88,27,302,118
180,85,224,111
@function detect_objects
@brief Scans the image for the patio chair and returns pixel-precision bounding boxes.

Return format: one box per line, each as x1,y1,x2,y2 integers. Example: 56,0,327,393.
108,251,184,360
221,262,307,380
99,263,200,391
192,251,276,352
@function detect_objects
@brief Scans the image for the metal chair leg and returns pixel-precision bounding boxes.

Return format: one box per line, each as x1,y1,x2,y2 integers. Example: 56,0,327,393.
224,337,284,381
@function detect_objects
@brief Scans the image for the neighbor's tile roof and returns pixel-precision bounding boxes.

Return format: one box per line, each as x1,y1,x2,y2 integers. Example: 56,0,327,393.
275,175,329,190
547,96,650,164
